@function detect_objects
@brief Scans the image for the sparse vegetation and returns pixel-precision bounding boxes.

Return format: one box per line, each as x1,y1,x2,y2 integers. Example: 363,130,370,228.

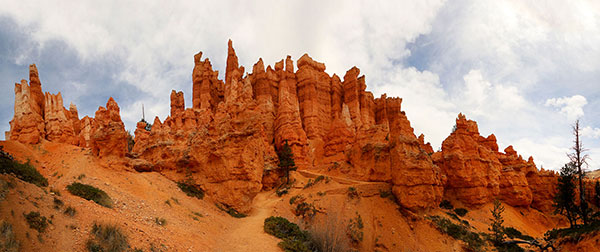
489,199,505,245
0,157,48,187
427,215,484,251
66,182,113,208
347,187,359,199
264,216,314,252
215,203,247,218
154,217,166,226
24,211,49,233
64,206,77,217
77,174,86,180
289,195,305,205
53,197,64,209
0,220,19,252
308,212,351,252
177,181,204,199
504,227,533,241
454,208,468,217
86,223,129,252
439,199,453,210
347,212,364,243
294,202,317,219
277,140,297,186
554,162,579,228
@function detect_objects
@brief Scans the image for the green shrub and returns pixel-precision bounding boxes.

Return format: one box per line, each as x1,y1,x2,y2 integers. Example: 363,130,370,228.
86,223,129,252
289,195,304,205
53,197,64,209
0,158,48,187
177,182,204,199
427,215,484,251
544,219,600,244
23,211,48,233
504,227,533,241
347,212,364,243
439,200,453,210
64,206,77,217
0,220,19,252
264,216,314,252
294,202,317,218
454,208,468,217
66,182,112,208
215,203,247,218
347,187,359,199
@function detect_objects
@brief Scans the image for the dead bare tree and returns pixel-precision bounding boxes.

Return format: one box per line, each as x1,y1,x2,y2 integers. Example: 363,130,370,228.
568,119,590,225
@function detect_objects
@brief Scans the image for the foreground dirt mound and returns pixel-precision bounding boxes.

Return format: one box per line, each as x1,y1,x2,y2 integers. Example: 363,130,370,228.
1,141,564,251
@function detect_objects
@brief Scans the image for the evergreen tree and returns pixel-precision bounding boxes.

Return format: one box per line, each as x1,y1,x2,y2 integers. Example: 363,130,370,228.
277,140,297,185
489,199,505,245
595,180,600,207
554,162,579,228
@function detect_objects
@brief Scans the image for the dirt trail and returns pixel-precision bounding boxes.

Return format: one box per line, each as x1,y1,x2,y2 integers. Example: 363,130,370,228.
213,191,283,252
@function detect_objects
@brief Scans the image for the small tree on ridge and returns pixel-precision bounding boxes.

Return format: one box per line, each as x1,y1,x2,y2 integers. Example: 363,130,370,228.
278,140,297,185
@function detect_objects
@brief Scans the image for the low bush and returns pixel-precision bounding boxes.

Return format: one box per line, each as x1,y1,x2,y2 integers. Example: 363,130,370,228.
67,182,112,208
289,195,305,205
177,182,204,199
427,215,484,251
347,187,359,199
504,227,533,241
0,220,19,252
53,197,64,209
64,206,77,217
264,216,314,252
215,203,247,218
454,208,468,217
86,223,129,252
439,200,453,210
294,202,317,219
0,158,48,187
545,219,600,244
347,212,364,243
24,211,48,233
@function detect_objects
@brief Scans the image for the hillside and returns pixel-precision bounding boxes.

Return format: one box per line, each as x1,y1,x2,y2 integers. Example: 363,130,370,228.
1,41,599,251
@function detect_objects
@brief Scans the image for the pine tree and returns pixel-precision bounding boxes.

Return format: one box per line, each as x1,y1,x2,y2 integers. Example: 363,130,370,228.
554,162,579,228
595,180,600,207
277,140,297,185
489,199,505,245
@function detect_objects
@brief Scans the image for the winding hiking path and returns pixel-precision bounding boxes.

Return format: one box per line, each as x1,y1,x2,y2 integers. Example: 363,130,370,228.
213,191,283,252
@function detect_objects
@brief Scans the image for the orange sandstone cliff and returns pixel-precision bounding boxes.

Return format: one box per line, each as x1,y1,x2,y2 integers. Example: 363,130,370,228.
6,41,557,214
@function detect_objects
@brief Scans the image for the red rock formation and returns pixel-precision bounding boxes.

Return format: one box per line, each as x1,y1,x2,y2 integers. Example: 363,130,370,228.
44,92,77,144
90,98,128,158
192,52,223,111
7,41,558,213
433,113,558,209
170,90,185,116
9,79,45,144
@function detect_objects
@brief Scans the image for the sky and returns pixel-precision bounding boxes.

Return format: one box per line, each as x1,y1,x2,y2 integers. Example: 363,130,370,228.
1,0,599,171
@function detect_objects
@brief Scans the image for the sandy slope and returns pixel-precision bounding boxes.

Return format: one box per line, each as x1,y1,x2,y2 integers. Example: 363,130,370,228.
0,140,567,251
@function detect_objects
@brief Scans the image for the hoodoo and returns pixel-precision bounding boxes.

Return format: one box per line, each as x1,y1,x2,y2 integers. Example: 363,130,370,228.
6,41,557,213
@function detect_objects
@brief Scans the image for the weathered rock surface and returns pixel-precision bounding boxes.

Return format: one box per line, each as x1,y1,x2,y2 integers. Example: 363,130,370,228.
7,41,558,213
90,97,128,158
433,114,556,209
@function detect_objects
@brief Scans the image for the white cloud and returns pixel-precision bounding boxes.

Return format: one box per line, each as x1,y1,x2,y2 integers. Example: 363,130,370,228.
545,95,587,121
1,0,600,173
582,126,600,139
